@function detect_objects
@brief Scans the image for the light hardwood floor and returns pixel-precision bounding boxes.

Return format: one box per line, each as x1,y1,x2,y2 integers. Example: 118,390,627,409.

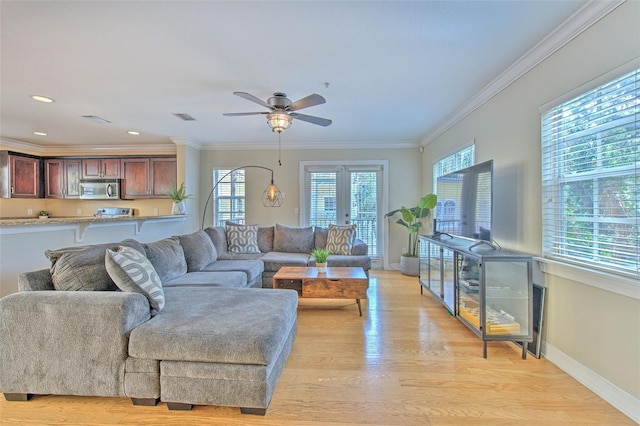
0,270,633,425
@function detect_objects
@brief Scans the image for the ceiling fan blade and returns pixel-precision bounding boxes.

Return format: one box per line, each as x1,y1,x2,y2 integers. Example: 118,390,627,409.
290,113,332,127
233,92,272,109
222,112,268,116
289,94,326,111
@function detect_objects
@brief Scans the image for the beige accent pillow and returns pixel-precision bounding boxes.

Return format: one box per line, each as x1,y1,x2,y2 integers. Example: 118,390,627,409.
326,224,357,255
105,246,164,312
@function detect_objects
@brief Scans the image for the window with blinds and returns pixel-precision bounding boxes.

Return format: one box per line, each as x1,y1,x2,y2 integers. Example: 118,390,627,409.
213,169,245,227
432,144,475,193
541,68,639,279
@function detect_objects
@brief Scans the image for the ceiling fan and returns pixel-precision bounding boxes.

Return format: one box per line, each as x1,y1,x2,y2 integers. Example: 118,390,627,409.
223,91,332,133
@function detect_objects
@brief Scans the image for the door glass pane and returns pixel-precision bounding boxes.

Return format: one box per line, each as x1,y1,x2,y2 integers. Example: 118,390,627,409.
350,171,378,257
309,172,337,227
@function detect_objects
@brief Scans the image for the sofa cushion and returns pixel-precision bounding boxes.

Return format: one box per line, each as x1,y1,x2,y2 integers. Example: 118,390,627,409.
177,230,217,271
162,271,248,288
143,237,187,283
201,259,264,283
204,226,228,258
260,252,310,272
258,226,274,253
326,224,357,255
323,254,372,270
45,239,146,291
225,223,260,254
129,287,298,366
273,224,314,253
314,226,328,250
105,246,165,312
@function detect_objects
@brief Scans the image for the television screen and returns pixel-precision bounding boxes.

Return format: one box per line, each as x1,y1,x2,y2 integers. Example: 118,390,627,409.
435,160,493,242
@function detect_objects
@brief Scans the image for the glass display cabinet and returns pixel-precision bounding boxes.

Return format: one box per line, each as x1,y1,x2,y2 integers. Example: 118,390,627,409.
419,235,533,358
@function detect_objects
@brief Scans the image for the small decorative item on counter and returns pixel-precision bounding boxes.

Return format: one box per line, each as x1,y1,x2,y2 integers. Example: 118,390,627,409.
38,210,49,219
166,182,191,215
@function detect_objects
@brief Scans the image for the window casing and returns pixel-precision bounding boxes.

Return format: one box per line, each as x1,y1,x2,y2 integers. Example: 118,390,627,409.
541,68,639,279
213,169,245,227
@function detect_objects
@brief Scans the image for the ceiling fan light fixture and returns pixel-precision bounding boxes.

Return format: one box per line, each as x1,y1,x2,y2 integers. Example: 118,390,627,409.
267,112,292,133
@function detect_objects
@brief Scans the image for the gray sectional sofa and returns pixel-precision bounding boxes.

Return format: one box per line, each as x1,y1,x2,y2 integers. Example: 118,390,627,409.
204,223,371,286
0,223,371,415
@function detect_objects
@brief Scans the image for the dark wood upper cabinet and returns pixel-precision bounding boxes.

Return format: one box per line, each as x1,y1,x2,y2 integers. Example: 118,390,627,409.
0,152,42,198
121,157,176,199
82,158,121,179
45,159,81,199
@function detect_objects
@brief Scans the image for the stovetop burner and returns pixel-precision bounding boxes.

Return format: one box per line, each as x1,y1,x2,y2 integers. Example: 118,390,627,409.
94,207,133,218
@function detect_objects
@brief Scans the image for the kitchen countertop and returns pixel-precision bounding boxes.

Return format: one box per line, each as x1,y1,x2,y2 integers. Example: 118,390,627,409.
0,215,186,226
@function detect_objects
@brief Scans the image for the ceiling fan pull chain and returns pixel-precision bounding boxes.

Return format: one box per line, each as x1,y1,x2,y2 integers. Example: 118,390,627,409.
278,133,282,166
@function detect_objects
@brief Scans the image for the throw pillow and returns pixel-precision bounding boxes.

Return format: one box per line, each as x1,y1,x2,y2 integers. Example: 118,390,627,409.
177,230,217,271
105,246,165,312
225,223,260,254
273,223,314,253
143,237,188,283
45,239,146,291
326,224,357,255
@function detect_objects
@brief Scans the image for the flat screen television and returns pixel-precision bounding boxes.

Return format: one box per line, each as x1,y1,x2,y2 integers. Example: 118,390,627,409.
435,159,493,243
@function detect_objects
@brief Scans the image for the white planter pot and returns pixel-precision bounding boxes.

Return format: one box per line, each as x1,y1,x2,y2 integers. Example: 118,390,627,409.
171,201,186,215
400,255,419,276
316,263,327,273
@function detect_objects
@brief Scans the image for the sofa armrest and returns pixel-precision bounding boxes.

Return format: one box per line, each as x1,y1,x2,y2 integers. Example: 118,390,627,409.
351,239,368,255
18,268,54,291
0,291,151,397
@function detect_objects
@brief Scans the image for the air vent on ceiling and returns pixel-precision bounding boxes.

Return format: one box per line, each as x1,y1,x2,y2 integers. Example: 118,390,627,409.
173,113,196,121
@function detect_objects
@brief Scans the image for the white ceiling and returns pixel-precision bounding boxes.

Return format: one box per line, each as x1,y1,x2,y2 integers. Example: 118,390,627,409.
1,1,597,151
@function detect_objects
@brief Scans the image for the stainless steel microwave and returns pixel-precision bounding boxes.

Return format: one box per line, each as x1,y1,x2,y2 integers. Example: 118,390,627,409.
79,179,120,200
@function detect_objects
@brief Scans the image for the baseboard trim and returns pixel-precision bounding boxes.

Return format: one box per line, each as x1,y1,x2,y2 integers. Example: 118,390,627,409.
542,342,639,423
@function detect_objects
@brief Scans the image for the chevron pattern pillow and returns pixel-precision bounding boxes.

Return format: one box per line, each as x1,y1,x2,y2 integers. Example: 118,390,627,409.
326,224,357,255
226,223,260,254
105,246,165,312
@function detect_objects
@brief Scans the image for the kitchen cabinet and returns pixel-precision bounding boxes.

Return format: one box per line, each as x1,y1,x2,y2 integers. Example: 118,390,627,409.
45,159,81,198
419,235,533,358
81,158,120,179
0,152,42,198
121,157,176,199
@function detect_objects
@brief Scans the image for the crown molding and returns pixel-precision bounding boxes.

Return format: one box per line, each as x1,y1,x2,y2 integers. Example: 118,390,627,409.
420,0,625,147
200,139,420,151
0,137,47,153
0,137,176,155
170,137,203,149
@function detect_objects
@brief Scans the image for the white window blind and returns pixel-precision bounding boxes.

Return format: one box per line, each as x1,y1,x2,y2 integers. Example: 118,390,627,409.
541,68,639,279
308,170,338,227
213,169,245,227
432,144,475,194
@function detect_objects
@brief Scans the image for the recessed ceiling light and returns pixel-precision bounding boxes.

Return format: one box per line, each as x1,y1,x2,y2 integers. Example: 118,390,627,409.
31,95,54,103
33,131,47,136
127,131,140,135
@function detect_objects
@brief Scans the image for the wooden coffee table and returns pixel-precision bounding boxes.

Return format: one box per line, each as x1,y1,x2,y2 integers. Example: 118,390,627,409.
272,266,369,316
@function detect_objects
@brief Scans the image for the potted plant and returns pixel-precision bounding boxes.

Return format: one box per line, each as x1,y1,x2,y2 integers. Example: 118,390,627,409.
311,248,330,273
166,182,191,215
38,210,49,219
385,193,437,276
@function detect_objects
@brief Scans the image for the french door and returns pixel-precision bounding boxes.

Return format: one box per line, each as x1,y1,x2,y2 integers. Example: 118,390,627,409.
300,161,386,264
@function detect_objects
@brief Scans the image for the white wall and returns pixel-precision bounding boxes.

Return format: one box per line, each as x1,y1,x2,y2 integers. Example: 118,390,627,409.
421,1,639,419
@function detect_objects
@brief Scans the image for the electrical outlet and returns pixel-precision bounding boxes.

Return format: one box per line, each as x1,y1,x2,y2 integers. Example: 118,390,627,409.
27,208,33,216
77,208,82,215
153,208,159,216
